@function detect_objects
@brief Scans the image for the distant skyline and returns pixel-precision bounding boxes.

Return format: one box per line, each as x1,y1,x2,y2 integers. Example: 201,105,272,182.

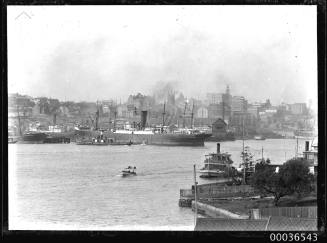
8,6,317,111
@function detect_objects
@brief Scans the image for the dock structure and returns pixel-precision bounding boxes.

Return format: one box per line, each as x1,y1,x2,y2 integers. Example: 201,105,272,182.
179,183,258,208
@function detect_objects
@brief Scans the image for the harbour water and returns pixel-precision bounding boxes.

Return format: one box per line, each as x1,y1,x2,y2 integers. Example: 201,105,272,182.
8,138,309,230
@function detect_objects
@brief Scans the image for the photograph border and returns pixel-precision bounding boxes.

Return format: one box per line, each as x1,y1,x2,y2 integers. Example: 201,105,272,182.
1,0,326,240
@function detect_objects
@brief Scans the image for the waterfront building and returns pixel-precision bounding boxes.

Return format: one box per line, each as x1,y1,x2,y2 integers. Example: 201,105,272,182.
230,111,257,134
211,118,228,137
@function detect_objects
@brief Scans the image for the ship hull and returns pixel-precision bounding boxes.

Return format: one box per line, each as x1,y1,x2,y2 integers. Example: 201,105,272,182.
43,137,71,143
20,132,48,143
74,130,209,146
19,131,73,144
199,170,227,178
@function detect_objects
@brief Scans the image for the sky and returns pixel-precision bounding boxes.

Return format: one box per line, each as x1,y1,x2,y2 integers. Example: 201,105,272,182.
7,5,317,111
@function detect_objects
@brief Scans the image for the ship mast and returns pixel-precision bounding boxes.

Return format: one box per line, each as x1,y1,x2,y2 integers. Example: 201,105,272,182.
109,106,111,131
183,101,187,128
16,105,22,136
222,100,225,122
95,101,99,130
242,116,246,185
193,164,198,226
113,109,117,132
191,102,194,129
162,102,166,127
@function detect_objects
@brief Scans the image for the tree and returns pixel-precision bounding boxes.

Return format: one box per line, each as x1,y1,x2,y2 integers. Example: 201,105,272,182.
279,158,313,197
250,158,314,205
254,158,271,171
240,146,255,184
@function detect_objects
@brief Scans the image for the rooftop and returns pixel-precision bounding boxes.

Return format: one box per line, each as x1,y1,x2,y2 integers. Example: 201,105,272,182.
195,217,317,231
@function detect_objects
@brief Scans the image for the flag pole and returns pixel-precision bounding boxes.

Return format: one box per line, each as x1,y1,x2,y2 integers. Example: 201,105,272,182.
193,164,198,227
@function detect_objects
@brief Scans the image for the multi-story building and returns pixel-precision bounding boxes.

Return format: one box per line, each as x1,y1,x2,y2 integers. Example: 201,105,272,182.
231,112,256,127
259,108,277,124
232,96,247,114
196,107,208,119
289,103,307,115
206,86,232,105
206,86,232,123
222,85,232,119
206,93,223,105
208,104,220,120
247,105,259,119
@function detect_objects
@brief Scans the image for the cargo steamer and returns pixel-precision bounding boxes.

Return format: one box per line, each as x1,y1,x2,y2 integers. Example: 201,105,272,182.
73,102,211,146
74,129,210,146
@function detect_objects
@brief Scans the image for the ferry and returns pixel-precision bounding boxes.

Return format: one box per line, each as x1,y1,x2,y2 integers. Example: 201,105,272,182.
199,143,235,179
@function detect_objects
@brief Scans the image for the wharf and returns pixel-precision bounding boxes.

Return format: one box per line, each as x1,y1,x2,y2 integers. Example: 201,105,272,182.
179,182,258,208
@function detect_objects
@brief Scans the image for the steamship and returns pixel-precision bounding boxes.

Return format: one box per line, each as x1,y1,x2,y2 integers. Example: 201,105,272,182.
199,143,235,179
74,104,211,146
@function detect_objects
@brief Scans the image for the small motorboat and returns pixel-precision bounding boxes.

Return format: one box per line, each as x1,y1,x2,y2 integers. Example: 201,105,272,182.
120,166,137,177
254,135,265,140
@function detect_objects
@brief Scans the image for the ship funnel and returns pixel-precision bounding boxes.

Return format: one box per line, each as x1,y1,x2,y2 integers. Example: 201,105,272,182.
53,114,57,125
141,111,148,129
305,141,310,151
217,143,220,153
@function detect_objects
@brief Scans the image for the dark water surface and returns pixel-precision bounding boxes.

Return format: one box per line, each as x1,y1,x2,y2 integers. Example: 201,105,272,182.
8,139,307,230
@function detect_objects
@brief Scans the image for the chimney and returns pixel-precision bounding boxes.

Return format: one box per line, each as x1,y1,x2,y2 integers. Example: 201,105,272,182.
217,143,220,154
141,110,148,129
305,141,310,151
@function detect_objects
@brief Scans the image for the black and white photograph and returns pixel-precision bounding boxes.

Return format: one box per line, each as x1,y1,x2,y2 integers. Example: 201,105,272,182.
6,4,321,232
